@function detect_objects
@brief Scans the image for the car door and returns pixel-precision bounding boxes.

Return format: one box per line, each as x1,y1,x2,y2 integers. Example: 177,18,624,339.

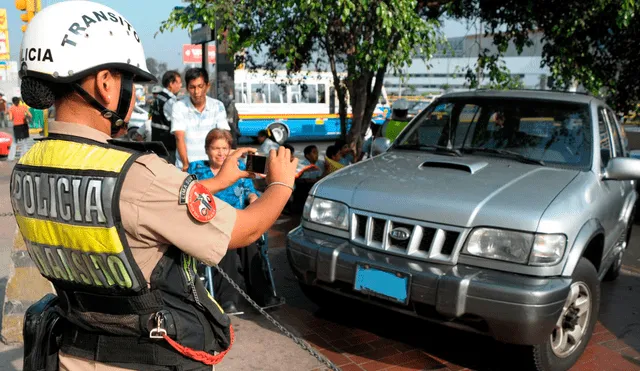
606,108,636,231
598,107,627,260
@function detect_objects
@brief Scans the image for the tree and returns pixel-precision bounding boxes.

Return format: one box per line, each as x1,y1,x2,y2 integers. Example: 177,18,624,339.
160,0,446,154
146,57,169,83
446,0,640,112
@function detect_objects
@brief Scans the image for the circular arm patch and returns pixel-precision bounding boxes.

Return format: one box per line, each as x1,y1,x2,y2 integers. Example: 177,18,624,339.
187,182,217,223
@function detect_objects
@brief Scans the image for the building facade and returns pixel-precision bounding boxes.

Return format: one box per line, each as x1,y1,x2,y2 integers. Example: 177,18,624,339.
384,32,551,96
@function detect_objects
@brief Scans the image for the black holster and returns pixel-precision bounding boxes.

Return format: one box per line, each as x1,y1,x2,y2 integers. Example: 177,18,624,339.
23,294,62,371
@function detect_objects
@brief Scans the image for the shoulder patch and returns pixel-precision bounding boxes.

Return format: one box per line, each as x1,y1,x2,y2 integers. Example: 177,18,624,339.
186,181,216,223
179,174,197,205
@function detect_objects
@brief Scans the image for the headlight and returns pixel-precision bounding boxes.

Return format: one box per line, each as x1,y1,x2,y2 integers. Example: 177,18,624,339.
303,196,349,230
529,234,566,266
463,228,566,265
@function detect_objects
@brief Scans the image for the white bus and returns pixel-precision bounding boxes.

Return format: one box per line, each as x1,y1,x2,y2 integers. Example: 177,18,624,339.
234,69,390,143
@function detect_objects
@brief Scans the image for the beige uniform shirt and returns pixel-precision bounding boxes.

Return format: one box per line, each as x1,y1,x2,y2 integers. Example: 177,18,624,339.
47,122,236,371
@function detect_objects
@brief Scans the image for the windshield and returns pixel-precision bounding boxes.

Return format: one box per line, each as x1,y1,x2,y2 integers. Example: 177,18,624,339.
395,97,593,169
409,101,431,114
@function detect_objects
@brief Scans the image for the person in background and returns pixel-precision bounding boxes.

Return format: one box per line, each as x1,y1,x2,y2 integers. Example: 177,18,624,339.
8,97,31,144
359,122,383,161
324,144,345,175
150,71,182,164
0,93,7,128
334,139,355,166
292,145,325,213
188,129,283,312
256,129,280,155
172,67,230,171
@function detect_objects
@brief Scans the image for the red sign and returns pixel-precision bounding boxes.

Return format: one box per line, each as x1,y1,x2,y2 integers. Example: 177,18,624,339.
182,44,216,64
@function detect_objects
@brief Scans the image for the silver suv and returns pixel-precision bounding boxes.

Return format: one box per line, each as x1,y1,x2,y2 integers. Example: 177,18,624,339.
286,90,639,371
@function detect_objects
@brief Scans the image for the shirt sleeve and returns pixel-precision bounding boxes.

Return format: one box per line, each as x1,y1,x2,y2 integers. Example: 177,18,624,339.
170,100,187,133
163,96,176,123
120,154,237,266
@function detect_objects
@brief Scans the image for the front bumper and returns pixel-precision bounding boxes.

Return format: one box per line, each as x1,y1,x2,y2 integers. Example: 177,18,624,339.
286,226,572,345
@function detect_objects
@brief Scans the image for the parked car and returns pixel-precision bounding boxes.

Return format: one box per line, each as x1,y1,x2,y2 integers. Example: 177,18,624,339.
286,89,639,371
126,105,152,142
0,132,12,157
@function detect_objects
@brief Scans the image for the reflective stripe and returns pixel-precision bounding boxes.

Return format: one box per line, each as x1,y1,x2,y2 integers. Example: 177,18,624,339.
15,214,124,254
151,123,171,130
19,140,131,172
12,138,145,292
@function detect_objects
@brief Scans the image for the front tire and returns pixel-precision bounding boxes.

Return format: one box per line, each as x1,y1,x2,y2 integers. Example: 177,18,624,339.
530,257,600,371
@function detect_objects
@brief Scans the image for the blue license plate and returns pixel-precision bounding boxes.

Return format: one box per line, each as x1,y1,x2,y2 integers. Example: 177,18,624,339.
354,265,409,304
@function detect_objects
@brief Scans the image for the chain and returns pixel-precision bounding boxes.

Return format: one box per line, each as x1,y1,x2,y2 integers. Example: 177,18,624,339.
0,212,14,217
211,264,341,371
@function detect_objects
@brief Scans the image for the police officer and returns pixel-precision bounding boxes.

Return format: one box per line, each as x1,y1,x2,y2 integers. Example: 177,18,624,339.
382,98,411,142
13,2,297,370
150,71,182,164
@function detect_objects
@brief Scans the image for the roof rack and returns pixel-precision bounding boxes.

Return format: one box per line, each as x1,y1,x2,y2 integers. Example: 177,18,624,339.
474,88,593,96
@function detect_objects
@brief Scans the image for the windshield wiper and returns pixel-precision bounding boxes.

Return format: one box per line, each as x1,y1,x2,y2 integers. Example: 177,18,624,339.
395,144,462,157
461,147,545,166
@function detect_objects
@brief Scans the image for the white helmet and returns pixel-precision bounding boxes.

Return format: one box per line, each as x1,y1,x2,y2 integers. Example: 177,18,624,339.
392,98,410,111
151,85,163,94
19,0,156,131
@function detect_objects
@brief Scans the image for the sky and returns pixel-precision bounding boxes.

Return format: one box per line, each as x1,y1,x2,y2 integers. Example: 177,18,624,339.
4,0,471,70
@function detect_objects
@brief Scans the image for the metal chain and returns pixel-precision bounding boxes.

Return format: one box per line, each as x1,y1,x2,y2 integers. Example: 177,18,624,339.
0,212,14,217
211,264,341,371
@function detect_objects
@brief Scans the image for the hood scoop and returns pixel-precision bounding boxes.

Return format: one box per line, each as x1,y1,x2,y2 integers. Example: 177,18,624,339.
420,159,488,174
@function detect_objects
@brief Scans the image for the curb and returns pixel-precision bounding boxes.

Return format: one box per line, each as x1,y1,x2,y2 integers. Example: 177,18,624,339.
1,227,54,345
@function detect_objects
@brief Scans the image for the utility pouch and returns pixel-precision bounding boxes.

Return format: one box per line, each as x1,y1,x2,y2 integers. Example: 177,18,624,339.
23,294,62,371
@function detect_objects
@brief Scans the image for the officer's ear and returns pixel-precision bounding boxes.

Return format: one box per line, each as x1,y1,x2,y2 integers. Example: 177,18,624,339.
93,69,120,110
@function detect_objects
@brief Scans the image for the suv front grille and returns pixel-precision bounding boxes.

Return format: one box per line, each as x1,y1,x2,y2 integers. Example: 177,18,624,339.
351,211,464,264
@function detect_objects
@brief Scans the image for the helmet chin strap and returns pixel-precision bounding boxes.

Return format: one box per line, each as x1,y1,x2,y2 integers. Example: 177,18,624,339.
72,73,134,136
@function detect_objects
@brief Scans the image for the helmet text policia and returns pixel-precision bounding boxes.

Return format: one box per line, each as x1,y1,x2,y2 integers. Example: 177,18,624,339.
18,0,156,133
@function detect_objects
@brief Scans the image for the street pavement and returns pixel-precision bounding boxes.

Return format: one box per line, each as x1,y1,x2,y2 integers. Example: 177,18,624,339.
1,135,640,370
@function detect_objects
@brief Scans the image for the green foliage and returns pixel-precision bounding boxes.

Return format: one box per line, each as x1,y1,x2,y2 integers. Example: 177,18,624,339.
160,0,444,145
447,0,640,111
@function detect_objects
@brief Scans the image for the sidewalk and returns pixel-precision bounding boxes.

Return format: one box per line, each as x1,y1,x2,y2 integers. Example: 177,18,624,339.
0,155,328,371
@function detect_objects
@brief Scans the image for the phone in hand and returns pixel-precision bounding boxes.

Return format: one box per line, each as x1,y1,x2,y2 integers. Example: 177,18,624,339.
246,153,267,174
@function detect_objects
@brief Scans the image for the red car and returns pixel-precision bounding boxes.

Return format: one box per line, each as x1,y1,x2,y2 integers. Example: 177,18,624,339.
0,132,13,157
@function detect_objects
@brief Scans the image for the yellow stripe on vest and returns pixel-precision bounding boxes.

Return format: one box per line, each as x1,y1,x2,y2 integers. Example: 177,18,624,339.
19,140,131,172
15,215,124,255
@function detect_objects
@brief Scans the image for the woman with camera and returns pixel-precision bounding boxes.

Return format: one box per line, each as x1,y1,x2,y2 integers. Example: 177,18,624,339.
188,129,283,313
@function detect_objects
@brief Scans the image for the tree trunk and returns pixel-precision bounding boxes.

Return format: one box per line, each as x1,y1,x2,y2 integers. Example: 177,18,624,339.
345,65,387,158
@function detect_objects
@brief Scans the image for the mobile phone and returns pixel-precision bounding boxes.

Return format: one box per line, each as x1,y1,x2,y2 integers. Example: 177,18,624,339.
246,153,267,174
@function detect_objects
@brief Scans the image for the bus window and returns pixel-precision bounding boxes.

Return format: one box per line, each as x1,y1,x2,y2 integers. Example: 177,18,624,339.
302,85,318,103
251,83,267,103
268,84,284,104
235,83,246,103
290,85,301,103
318,84,326,104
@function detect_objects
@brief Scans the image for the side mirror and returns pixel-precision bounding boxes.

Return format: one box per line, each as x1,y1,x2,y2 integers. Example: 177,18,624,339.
603,157,640,180
371,137,391,156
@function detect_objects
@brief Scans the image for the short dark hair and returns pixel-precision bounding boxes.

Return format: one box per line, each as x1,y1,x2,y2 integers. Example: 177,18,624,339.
162,70,181,88
258,129,269,138
326,145,339,159
334,139,347,149
184,68,209,86
303,145,317,156
12,97,20,105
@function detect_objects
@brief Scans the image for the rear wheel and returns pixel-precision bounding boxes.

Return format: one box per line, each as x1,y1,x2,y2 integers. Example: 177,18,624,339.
269,123,289,144
528,257,599,371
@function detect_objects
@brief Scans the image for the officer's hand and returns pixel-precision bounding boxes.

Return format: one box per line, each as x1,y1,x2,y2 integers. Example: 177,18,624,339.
266,146,297,188
217,147,257,187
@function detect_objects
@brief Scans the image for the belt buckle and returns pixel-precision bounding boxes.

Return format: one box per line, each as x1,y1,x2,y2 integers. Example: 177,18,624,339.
149,312,167,339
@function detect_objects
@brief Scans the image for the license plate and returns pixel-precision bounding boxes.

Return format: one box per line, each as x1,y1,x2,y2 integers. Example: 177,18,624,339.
354,264,410,305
